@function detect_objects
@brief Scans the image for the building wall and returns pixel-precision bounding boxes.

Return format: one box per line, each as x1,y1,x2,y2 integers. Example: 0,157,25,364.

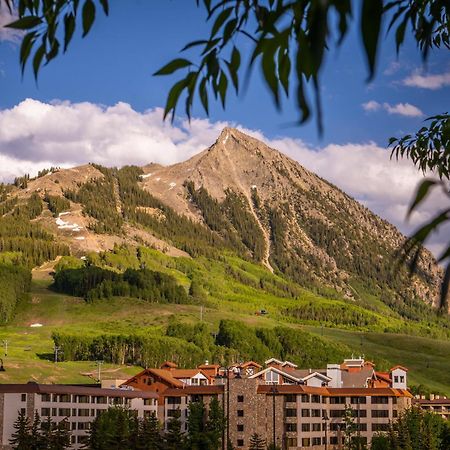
0,391,157,450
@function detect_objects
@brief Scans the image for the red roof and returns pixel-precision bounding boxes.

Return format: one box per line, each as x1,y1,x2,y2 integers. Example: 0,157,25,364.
390,365,409,372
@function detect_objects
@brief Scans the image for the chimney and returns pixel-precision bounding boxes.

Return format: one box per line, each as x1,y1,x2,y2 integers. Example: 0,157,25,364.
326,364,342,389
430,394,435,400
204,360,209,366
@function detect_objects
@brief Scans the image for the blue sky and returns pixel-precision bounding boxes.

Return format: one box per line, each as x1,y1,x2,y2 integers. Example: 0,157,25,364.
0,0,448,257
0,0,448,146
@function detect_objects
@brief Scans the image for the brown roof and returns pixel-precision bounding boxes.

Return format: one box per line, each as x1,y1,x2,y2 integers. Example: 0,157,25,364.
161,361,178,368
163,385,224,397
414,398,450,405
198,364,220,369
0,382,158,398
170,369,211,380
240,361,262,369
390,365,409,372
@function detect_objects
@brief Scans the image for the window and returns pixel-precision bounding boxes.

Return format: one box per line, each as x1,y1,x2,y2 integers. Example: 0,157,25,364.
59,394,71,402
52,408,57,416
301,423,310,432
311,409,321,417
286,438,297,447
96,396,107,404
71,436,76,444
111,397,123,405
72,409,77,416
285,394,297,403
144,398,154,406
312,423,321,432
41,394,51,402
71,422,77,431
78,422,90,430
58,408,71,417
285,408,297,417
330,410,345,418
266,371,279,384
330,437,340,445
237,395,244,403
21,394,26,402
301,409,310,417
167,397,181,405
372,396,389,404
237,439,244,447
330,396,346,404
77,395,90,403
372,423,389,432
400,376,405,383
311,395,321,403
301,438,310,447
237,410,244,417
393,410,398,418
330,423,341,431
237,424,244,432
394,376,399,383
41,408,50,417
312,437,321,446
350,396,366,404
372,410,389,418
167,409,179,417
356,423,367,432
78,409,90,417
352,409,367,418
285,423,297,432
91,409,96,416
301,394,310,403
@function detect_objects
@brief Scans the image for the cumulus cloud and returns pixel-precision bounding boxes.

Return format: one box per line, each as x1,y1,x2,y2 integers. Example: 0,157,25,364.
0,7,22,43
0,98,447,259
403,70,450,90
362,101,381,112
362,100,423,117
383,102,423,117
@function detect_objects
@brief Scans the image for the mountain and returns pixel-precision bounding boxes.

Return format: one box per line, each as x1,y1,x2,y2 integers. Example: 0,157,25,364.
2,127,446,314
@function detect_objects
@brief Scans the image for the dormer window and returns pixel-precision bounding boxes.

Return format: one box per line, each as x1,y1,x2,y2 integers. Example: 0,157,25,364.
266,371,279,384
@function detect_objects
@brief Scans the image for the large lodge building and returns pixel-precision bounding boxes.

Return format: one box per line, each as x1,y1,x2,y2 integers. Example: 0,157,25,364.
0,357,414,449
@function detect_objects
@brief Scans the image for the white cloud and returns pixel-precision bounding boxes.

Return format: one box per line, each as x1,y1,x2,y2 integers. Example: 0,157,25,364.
362,100,381,112
383,102,423,117
403,70,450,90
383,61,402,76
0,98,447,259
362,100,423,117
0,7,22,43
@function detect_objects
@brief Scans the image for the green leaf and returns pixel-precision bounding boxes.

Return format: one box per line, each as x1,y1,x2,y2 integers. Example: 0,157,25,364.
163,78,188,121
82,0,96,37
218,71,228,108
32,44,45,80
99,0,109,15
198,77,209,115
211,7,233,37
5,16,42,30
19,32,37,73
154,59,192,76
63,13,75,52
407,179,438,218
361,0,383,80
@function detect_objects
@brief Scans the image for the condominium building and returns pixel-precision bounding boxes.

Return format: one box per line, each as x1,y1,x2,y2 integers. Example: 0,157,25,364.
414,395,450,420
0,382,158,449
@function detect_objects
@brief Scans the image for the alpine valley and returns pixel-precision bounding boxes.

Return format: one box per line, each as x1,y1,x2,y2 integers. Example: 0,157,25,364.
0,128,449,394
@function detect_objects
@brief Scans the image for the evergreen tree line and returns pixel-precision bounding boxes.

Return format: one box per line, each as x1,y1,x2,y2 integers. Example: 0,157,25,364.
13,193,43,220
371,407,450,450
0,263,31,324
43,193,70,217
10,410,70,450
0,183,13,202
52,265,189,304
284,302,378,328
64,169,123,234
185,181,266,262
0,216,69,267
86,398,225,450
0,197,17,215
52,319,350,369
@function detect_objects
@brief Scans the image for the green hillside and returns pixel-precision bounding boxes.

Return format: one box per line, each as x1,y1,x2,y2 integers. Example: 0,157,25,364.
0,246,448,395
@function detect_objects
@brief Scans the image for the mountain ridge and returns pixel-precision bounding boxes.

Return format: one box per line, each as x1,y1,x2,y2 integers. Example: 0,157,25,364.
2,127,446,311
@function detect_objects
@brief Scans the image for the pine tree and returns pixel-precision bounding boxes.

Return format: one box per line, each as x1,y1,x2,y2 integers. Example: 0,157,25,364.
53,417,71,449
10,410,31,450
249,433,266,450
206,397,225,450
164,410,184,450
139,412,162,450
30,412,44,450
